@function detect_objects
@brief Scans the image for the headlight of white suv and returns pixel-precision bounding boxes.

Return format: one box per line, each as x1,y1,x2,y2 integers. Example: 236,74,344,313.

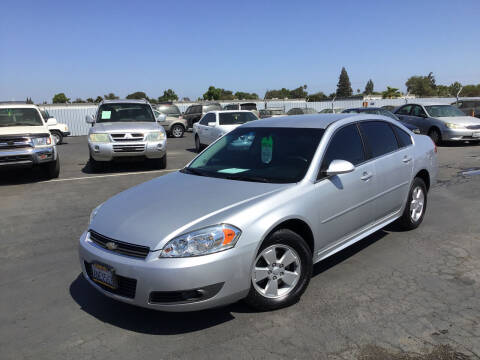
146,131,166,142
89,133,110,143
160,224,241,257
445,122,464,129
33,136,52,147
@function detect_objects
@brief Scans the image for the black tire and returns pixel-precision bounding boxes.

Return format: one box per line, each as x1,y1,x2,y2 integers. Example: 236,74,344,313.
89,155,104,172
195,135,203,153
51,131,63,145
151,155,167,169
395,177,427,230
244,229,312,311
428,128,441,145
170,124,185,138
42,158,60,179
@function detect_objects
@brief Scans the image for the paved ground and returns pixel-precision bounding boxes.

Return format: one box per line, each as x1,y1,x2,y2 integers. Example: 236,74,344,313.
1,135,479,360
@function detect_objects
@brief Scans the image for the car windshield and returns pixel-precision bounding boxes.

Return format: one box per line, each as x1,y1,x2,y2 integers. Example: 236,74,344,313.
219,112,258,125
0,108,44,127
156,105,180,116
425,105,465,117
184,127,324,183
97,103,155,123
240,103,257,110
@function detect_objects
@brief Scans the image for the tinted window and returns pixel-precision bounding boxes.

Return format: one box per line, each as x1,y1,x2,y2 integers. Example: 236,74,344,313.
425,105,465,117
321,124,365,173
396,105,412,115
392,125,413,148
204,104,222,112
240,103,257,110
156,104,180,116
224,104,239,110
219,112,257,125
411,105,426,117
0,108,43,127
199,113,215,125
97,103,155,123
359,121,398,158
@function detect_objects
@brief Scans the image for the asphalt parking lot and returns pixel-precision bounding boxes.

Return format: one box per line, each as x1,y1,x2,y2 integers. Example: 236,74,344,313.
1,135,479,359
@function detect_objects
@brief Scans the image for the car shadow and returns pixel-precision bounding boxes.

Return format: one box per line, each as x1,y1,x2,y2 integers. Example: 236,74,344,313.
440,141,480,148
0,167,50,185
69,274,237,334
81,159,163,175
185,148,198,154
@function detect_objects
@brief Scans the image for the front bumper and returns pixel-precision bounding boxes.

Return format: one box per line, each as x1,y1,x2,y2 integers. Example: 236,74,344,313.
78,231,254,311
0,146,56,167
88,140,167,162
442,128,480,141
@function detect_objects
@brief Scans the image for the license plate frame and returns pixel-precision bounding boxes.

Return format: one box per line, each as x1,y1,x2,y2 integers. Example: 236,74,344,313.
91,262,117,289
472,132,480,138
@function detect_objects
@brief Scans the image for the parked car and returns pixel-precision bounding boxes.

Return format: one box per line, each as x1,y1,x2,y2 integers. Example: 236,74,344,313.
85,99,167,170
40,108,70,144
79,113,437,312
193,110,258,152
153,109,187,138
259,108,286,118
381,105,397,112
183,103,222,129
0,103,59,178
287,107,317,115
319,108,343,114
154,103,182,118
342,107,420,133
452,100,480,119
224,103,260,118
394,103,480,144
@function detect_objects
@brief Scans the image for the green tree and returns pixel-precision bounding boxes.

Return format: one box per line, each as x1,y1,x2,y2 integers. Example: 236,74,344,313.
264,86,307,99
307,91,328,102
449,82,462,97
52,93,70,103
104,93,119,100
461,84,480,97
126,91,148,100
382,86,401,99
234,91,259,100
364,79,374,95
435,85,450,97
94,96,103,103
86,98,94,103
289,86,308,99
202,86,235,100
405,74,437,97
158,89,179,102
336,67,353,97
73,98,86,103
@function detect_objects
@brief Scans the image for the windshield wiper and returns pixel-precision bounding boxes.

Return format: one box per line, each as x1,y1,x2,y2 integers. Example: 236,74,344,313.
224,175,273,183
181,167,209,177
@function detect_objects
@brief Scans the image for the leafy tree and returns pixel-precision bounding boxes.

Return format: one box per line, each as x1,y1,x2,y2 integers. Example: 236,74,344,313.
202,86,234,100
435,85,450,97
289,86,308,99
461,84,480,97
104,93,119,100
73,98,86,103
182,97,191,102
382,86,401,99
25,97,34,104
86,98,94,103
364,79,374,95
158,89,179,102
126,91,148,100
264,86,307,99
234,91,259,100
336,67,353,97
307,92,328,102
94,96,103,103
52,93,70,103
405,74,437,97
449,82,462,97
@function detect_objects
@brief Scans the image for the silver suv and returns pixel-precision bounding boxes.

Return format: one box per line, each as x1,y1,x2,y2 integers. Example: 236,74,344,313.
86,100,167,170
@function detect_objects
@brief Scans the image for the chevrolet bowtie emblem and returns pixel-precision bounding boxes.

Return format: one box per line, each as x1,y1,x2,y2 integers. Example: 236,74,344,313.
106,242,118,251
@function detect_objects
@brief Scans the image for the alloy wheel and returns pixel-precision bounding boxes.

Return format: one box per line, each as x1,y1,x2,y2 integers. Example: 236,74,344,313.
410,186,425,222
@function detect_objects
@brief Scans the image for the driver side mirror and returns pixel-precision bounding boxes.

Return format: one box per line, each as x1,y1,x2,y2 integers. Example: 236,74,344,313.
46,118,57,126
325,159,355,176
208,122,216,127
156,113,167,122
85,115,95,124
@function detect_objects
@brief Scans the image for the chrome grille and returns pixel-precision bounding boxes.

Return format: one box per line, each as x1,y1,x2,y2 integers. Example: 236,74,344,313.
0,136,33,150
111,133,144,142
466,125,480,130
89,230,150,259
112,144,145,153
0,154,32,164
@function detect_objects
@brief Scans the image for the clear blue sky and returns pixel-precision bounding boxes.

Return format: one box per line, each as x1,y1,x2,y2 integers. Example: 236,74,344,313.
1,0,479,103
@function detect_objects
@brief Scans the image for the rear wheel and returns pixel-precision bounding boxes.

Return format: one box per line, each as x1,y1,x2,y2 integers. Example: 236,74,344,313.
42,157,60,179
170,124,184,138
428,128,441,145
51,131,63,145
244,229,312,311
195,135,203,153
396,177,427,230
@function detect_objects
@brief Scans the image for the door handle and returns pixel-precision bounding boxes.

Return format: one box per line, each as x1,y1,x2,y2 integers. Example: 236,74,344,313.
402,156,412,163
360,171,373,181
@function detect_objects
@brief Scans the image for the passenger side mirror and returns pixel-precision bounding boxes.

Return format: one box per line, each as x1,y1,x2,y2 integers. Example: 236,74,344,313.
208,122,216,127
156,113,167,122
325,159,355,176
85,115,95,124
46,118,57,126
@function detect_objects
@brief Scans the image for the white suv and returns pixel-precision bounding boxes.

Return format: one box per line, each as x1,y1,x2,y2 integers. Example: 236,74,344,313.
40,108,70,144
0,103,60,178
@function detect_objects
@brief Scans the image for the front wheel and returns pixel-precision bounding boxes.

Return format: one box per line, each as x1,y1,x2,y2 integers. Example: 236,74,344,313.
151,155,167,169
51,131,63,145
195,135,202,153
170,124,184,138
244,229,312,311
396,177,427,230
428,128,441,145
42,158,60,179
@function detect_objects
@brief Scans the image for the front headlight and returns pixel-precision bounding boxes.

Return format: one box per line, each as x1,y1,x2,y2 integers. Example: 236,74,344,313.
146,131,166,142
33,136,52,147
160,224,241,258
89,203,103,224
445,122,463,129
89,133,110,143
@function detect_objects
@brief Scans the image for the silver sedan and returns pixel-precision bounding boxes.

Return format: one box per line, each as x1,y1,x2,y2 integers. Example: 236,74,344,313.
79,113,437,311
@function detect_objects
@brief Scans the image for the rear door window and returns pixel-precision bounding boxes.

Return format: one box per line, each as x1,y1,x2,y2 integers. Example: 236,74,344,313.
199,113,214,125
392,125,413,148
359,121,399,158
396,105,412,115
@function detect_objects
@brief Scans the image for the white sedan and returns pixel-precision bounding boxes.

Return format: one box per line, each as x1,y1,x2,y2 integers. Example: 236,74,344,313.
193,110,258,152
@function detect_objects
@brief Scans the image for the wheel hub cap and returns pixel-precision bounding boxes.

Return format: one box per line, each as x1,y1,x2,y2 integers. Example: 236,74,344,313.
410,186,425,222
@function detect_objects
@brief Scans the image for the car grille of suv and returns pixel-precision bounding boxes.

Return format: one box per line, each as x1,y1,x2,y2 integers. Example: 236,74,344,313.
466,125,480,130
111,133,144,142
0,154,32,164
112,144,145,153
88,230,150,259
0,136,33,150
84,261,137,299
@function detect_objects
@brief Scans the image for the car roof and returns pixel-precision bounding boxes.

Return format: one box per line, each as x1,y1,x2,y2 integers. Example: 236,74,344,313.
0,103,39,109
242,113,361,129
345,107,383,111
405,102,444,107
101,99,149,104
210,110,257,114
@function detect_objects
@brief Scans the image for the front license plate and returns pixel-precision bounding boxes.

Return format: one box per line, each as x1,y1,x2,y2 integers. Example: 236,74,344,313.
472,132,480,138
91,263,117,289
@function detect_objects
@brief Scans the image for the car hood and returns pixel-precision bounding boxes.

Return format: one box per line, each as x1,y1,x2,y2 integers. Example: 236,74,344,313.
89,171,289,250
436,116,480,125
90,122,161,133
0,125,49,136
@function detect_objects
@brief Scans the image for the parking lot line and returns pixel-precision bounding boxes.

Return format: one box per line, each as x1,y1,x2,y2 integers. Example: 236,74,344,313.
42,168,181,183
